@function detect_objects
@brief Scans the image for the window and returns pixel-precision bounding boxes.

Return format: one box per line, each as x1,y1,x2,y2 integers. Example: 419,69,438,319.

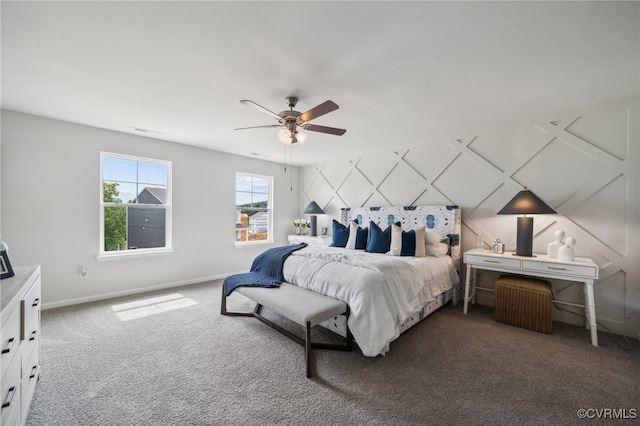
100,152,172,256
235,172,272,244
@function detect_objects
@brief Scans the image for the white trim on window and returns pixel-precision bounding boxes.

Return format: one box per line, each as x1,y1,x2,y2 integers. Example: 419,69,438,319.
99,152,172,258
235,171,273,245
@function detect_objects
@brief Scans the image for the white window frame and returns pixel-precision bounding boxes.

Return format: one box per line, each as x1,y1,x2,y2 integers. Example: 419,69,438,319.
235,172,273,247
98,152,173,260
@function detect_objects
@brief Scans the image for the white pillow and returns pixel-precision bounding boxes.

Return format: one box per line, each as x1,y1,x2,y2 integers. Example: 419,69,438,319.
426,242,449,257
345,220,359,250
414,226,426,257
388,224,403,256
425,230,444,245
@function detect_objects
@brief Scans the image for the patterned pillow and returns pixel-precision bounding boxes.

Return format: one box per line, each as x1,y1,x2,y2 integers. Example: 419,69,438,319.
389,224,420,256
346,220,369,250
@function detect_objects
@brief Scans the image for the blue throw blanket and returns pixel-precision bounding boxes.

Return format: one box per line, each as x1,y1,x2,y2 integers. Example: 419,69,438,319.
223,243,307,297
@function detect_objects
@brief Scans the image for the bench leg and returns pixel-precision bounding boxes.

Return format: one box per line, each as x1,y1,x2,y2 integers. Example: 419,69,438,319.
305,322,312,378
220,284,254,317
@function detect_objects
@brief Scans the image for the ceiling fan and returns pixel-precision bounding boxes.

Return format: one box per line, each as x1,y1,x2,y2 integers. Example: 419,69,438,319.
235,96,346,144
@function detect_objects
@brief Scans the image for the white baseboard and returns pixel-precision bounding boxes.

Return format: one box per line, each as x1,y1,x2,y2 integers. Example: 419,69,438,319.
41,274,232,310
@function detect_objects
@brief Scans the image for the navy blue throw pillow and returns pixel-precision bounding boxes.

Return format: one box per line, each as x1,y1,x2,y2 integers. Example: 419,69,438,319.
355,226,369,250
330,220,349,247
400,229,416,256
366,221,392,253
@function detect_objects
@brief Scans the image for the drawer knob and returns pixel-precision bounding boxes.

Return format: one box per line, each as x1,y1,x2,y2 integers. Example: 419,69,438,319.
483,260,500,264
2,386,16,408
548,266,568,271
1,337,15,354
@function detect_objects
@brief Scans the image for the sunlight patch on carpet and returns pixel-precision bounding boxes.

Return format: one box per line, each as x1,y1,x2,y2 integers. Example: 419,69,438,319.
111,293,198,321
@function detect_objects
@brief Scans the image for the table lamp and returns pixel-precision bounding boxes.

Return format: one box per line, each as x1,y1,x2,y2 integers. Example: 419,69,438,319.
303,201,325,236
497,187,556,257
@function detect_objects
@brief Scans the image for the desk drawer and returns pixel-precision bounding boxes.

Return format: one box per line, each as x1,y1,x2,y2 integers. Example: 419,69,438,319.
466,254,521,269
522,260,597,279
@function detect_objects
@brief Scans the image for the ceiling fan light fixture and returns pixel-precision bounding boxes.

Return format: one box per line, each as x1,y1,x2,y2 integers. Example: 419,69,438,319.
277,128,293,145
238,97,345,148
277,128,308,145
296,131,308,145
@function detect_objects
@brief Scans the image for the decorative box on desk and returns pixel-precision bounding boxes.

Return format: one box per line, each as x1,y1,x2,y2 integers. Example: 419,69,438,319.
463,249,600,345
287,235,331,246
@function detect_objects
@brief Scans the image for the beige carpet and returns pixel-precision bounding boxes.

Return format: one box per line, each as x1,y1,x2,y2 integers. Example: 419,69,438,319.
26,280,639,425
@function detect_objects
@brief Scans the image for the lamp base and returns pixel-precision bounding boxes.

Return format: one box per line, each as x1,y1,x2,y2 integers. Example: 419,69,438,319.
515,216,534,257
309,216,318,237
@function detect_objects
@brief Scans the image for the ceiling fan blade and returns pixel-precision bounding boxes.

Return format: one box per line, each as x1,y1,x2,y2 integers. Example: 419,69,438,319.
299,100,339,122
303,124,346,136
240,100,282,121
234,124,282,131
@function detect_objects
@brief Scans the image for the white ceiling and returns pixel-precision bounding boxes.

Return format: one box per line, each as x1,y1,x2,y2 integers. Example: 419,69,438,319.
2,1,638,166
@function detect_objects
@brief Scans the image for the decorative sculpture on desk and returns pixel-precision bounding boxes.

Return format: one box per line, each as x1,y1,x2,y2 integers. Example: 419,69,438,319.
547,230,565,258
558,237,576,262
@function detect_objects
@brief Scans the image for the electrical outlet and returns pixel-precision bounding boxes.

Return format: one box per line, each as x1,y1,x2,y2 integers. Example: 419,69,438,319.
80,267,88,280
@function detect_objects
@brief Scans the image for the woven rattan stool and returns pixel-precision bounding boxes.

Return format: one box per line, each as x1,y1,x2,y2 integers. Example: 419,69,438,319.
495,275,553,334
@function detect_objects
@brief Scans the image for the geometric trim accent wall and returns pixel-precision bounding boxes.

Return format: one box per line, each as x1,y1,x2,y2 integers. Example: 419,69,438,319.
302,97,639,337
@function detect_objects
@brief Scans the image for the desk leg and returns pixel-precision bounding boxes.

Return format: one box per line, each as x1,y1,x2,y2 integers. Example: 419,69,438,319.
463,264,472,314
471,268,477,304
584,280,598,346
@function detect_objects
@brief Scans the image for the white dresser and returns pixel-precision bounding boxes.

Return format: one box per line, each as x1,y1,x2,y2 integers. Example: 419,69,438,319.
1,266,41,426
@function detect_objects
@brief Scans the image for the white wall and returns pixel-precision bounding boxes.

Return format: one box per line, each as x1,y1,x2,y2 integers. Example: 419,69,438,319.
301,96,640,338
1,110,300,308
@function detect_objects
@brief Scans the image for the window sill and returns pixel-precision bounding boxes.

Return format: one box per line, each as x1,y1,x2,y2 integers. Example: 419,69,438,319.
96,249,174,262
234,240,274,248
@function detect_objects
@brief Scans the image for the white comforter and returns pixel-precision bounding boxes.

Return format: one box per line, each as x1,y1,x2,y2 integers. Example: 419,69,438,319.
282,245,459,357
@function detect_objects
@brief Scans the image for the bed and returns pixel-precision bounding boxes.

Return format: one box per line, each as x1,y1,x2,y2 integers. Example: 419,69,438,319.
281,205,461,357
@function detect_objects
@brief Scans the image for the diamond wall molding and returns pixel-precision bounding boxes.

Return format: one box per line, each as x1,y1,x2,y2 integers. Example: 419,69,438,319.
301,97,639,336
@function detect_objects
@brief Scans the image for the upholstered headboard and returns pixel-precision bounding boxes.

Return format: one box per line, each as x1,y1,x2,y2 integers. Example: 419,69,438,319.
340,205,462,274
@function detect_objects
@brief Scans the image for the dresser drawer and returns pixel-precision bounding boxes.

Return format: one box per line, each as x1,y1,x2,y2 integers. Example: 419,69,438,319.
465,254,522,269
21,330,39,380
21,345,39,422
22,276,41,343
1,353,22,426
0,305,21,381
522,260,598,279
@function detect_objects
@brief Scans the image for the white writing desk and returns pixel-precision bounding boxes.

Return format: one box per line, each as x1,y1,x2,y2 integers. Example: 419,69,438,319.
463,249,600,346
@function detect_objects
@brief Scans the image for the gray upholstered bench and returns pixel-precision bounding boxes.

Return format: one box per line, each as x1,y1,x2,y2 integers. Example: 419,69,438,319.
221,282,353,378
